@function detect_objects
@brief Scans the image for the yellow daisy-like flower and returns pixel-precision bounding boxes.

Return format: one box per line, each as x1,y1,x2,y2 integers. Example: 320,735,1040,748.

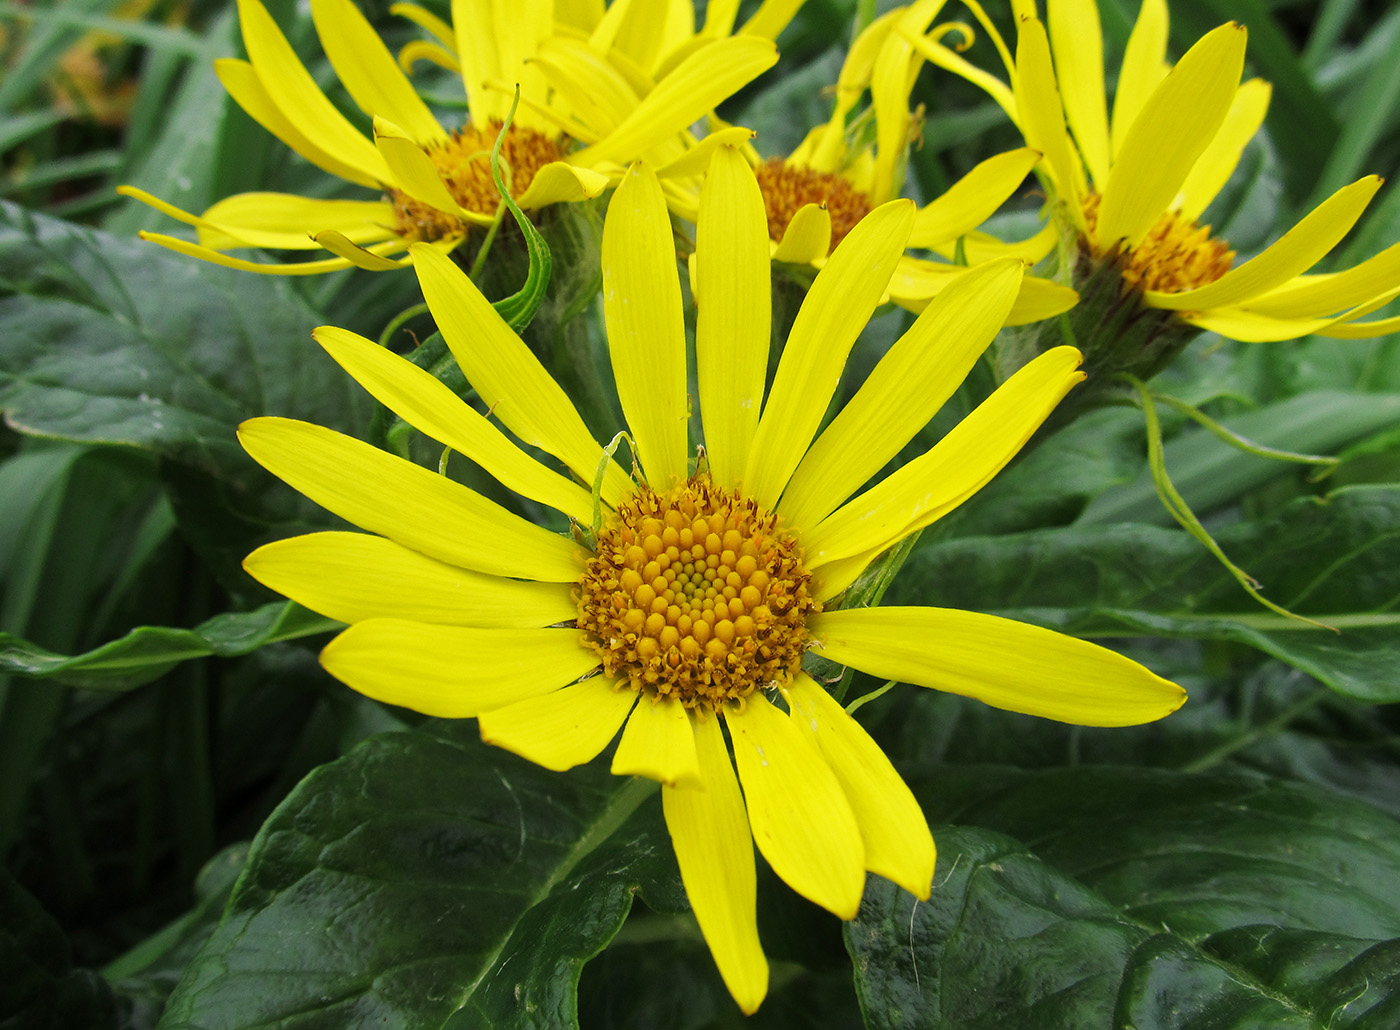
237,152,1184,1012
117,0,776,275
668,0,1077,325
909,0,1400,340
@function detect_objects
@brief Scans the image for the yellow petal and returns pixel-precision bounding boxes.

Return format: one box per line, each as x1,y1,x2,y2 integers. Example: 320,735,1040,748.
410,244,632,505
397,39,460,74
780,258,1024,532
744,199,915,510
1245,238,1400,318
1012,17,1085,228
904,31,1017,126
805,347,1084,567
1145,176,1383,311
390,2,455,48
214,58,380,188
321,619,597,717
695,147,769,491
478,677,637,771
907,148,1041,247
516,161,610,209
662,714,768,1015
1048,0,1110,188
728,694,865,919
312,326,594,520
237,417,582,581
611,694,701,787
1111,0,1168,157
656,126,756,180
310,0,446,144
868,1,942,203
1174,78,1271,222
531,36,641,139
602,162,689,488
451,0,551,124
784,674,934,899
929,221,1059,265
769,203,831,263
1181,307,1348,342
373,116,483,219
244,531,577,627
739,0,805,39
312,230,407,270
1097,22,1245,248
136,231,365,274
235,0,390,184
809,607,1187,726
201,192,396,249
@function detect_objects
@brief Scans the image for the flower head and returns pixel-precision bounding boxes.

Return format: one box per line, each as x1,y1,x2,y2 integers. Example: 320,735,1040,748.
913,0,1400,340
118,0,776,275
238,151,1184,1012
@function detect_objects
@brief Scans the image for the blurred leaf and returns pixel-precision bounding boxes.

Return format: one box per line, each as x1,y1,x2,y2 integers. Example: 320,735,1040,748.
849,766,1400,1029
158,724,683,1030
0,601,337,692
0,0,114,112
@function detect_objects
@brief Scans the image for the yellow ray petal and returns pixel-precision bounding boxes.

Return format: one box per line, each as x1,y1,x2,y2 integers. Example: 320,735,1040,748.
904,32,1017,125
397,39,460,74
478,677,637,771
805,347,1084,566
1112,0,1169,156
868,0,946,204
410,244,632,504
929,221,1059,264
1145,175,1383,311
201,192,396,249
1174,78,1271,222
810,9,902,172
784,675,934,899
907,148,1040,247
695,147,769,491
312,326,594,520
531,36,642,139
1246,242,1400,322
312,230,408,270
244,531,577,627
571,37,777,168
237,417,582,581
611,694,701,787
602,162,689,488
321,619,597,717
310,0,446,144
1012,17,1085,228
812,546,881,603
136,231,369,274
769,203,831,263
728,694,865,919
1181,307,1349,342
810,607,1186,726
1097,22,1246,248
780,258,1023,531
373,116,480,219
235,0,390,184
214,58,380,188
656,126,756,179
744,200,915,510
739,0,805,39
1048,0,1110,188
390,2,455,48
515,162,609,209
662,715,768,1015
1318,312,1400,338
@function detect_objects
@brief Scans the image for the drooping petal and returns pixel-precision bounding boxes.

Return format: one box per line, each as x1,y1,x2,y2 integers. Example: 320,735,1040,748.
1243,238,1400,318
390,2,455,47
244,531,577,627
744,200,916,509
515,163,610,209
312,326,594,520
312,230,412,269
695,146,770,491
809,607,1186,726
805,347,1084,568
1012,17,1085,228
373,116,484,220
602,162,689,488
907,148,1040,247
1145,176,1383,311
321,619,598,717
1174,78,1271,222
478,677,637,771
410,243,632,505
662,715,768,1015
1048,0,1110,189
310,0,446,144
200,192,396,249
1097,21,1246,249
784,675,935,899
238,417,583,581
728,694,866,919
1111,0,1169,156
136,231,374,274
780,258,1023,531
611,694,701,786
769,203,832,262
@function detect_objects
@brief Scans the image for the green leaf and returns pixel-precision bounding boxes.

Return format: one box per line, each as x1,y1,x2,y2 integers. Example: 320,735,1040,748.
0,601,338,692
848,766,1400,1029
893,484,1400,701
157,724,683,1030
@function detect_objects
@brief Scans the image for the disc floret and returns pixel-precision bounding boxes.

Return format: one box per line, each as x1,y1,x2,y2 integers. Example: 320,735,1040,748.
1082,192,1235,296
577,477,818,711
754,157,874,251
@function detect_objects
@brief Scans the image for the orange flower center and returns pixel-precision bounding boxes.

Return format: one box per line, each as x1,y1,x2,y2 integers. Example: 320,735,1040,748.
577,477,818,710
1082,192,1235,295
387,121,566,242
754,157,874,253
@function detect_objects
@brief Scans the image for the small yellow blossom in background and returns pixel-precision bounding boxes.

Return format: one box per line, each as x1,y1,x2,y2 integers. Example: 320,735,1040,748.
117,0,777,274
909,0,1400,341
233,151,1184,1013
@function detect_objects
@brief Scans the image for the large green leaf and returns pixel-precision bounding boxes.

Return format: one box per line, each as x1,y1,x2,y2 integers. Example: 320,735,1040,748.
890,484,1400,701
157,724,684,1030
848,766,1400,1029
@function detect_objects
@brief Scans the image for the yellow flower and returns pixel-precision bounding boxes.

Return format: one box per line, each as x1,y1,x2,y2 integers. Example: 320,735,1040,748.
909,0,1400,340
117,0,776,275
237,152,1185,1012
666,0,1078,325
